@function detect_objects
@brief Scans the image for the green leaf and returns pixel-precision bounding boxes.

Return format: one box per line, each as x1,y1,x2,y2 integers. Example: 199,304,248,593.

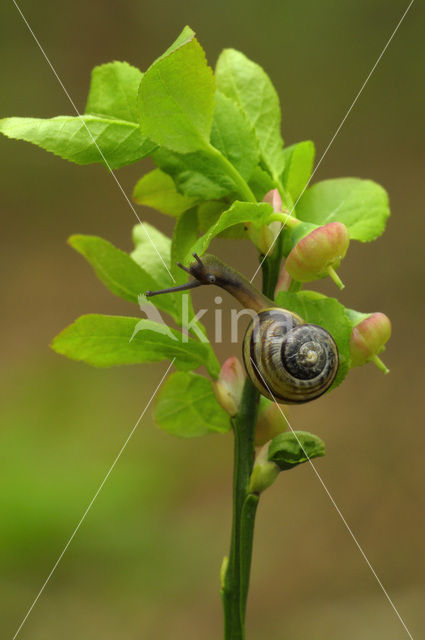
248,165,275,201
153,147,235,199
188,201,273,259
85,61,143,122
133,168,198,216
68,232,178,321
171,208,199,283
129,224,181,320
344,308,370,327
197,201,245,238
274,290,352,390
169,209,220,377
282,140,315,202
138,31,215,153
69,234,151,303
215,49,285,181
0,115,155,169
51,315,213,371
268,431,325,471
211,91,259,180
155,371,230,437
296,178,390,242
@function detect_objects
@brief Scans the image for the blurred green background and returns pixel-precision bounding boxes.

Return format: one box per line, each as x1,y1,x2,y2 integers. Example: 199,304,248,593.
1,1,424,638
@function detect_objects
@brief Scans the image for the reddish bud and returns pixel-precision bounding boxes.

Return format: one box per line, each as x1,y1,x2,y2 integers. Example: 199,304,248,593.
350,312,391,373
285,221,350,289
263,188,283,213
214,356,246,416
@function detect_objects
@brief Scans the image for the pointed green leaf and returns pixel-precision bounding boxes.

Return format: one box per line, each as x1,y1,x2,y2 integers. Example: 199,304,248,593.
155,371,230,437
211,90,259,180
69,233,178,321
296,178,390,242
138,31,215,153
248,165,275,201
268,431,325,471
0,115,155,169
51,315,213,371
188,201,273,260
152,147,235,199
215,49,285,180
85,61,143,122
197,201,245,238
132,168,198,216
275,290,352,389
282,140,315,202
171,208,199,283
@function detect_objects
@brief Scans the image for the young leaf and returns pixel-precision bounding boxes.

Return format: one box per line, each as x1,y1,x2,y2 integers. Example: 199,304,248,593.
155,371,230,437
211,91,259,180
0,115,155,169
268,431,325,471
188,201,273,260
282,140,315,202
197,201,245,238
171,208,199,283
274,290,352,390
152,147,235,200
295,178,390,242
69,233,178,321
248,166,275,201
215,49,285,181
85,61,143,122
51,314,214,372
138,30,215,153
133,169,198,216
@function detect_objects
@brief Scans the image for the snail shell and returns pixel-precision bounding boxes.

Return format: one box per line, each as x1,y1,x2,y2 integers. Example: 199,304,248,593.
243,308,338,403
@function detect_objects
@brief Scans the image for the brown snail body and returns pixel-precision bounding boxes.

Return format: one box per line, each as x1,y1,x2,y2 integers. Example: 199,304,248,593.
146,254,339,404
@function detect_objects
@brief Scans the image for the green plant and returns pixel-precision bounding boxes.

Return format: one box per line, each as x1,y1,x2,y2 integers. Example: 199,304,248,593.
1,26,392,639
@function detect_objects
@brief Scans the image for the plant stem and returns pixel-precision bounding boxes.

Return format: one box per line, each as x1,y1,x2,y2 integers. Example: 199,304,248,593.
221,378,259,639
221,256,280,639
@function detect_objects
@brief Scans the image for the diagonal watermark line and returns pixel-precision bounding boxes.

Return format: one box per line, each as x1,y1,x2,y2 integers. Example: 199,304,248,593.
11,0,175,283
250,0,415,284
250,357,414,639
11,359,175,640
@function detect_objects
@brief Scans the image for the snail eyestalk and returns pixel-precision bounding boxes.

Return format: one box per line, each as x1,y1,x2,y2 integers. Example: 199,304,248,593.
145,279,202,297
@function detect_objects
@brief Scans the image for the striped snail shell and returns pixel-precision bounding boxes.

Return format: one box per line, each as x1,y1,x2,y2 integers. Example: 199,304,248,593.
243,308,338,403
146,253,339,404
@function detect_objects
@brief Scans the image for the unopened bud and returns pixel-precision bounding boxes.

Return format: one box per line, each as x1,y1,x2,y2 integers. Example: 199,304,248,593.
263,188,283,213
349,312,391,373
246,189,285,254
285,221,350,289
214,356,246,416
255,397,288,447
248,442,279,494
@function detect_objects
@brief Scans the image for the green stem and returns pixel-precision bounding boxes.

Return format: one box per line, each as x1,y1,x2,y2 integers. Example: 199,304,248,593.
268,210,300,230
221,257,281,639
206,143,257,203
221,379,259,639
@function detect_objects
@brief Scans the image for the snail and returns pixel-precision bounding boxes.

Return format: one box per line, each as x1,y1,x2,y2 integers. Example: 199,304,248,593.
146,254,339,404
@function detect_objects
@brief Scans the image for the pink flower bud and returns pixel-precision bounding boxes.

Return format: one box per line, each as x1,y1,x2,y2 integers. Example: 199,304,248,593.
247,189,284,254
263,188,283,213
214,356,246,416
350,312,391,373
255,398,287,447
285,221,350,289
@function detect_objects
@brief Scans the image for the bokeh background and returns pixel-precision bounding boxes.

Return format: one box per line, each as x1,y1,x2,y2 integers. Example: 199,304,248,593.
1,1,424,638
